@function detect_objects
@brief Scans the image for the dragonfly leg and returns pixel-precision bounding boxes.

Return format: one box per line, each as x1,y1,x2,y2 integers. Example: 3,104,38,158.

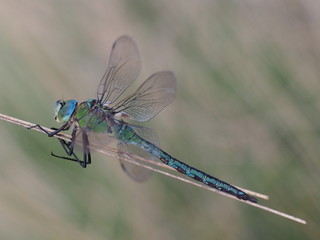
28,123,70,137
51,140,88,168
51,151,81,163
30,123,91,168
81,131,92,168
50,131,81,165
51,127,91,168
53,126,77,156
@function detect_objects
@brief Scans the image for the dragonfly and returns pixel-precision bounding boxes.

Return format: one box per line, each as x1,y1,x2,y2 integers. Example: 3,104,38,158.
31,35,257,203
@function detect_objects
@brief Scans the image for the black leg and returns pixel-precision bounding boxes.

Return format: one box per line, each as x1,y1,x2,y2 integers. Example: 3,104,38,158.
54,126,77,156
50,136,85,167
29,123,91,168
52,128,91,168
28,123,70,137
51,140,88,168
81,131,92,168
51,151,80,163
52,127,89,168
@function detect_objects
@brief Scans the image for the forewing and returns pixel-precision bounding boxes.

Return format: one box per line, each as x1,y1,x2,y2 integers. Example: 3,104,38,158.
73,128,115,155
112,71,176,122
97,35,141,104
117,125,160,182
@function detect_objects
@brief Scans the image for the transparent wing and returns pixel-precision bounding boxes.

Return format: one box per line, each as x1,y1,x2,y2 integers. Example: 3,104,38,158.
117,124,160,182
112,71,176,122
73,109,116,153
97,35,141,105
73,126,115,154
72,110,160,182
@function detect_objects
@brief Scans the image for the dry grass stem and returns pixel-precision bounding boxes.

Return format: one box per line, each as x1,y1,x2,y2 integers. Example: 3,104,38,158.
0,112,306,224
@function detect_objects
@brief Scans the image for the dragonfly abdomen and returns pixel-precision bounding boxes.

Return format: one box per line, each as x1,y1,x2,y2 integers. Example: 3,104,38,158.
129,134,257,203
160,154,257,202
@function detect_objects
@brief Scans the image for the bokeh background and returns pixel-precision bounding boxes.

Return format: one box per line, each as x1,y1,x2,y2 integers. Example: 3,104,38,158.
0,0,319,239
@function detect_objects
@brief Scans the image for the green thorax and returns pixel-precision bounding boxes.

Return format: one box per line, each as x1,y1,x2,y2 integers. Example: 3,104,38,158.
73,99,141,142
74,99,116,135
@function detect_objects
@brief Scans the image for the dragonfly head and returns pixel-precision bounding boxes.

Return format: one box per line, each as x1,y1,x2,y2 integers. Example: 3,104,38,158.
54,100,78,123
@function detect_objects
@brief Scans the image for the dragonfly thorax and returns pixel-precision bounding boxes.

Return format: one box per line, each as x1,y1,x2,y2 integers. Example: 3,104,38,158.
54,100,78,123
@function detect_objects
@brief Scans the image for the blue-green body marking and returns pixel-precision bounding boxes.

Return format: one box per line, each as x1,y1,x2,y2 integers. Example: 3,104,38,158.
34,35,257,203
117,123,255,202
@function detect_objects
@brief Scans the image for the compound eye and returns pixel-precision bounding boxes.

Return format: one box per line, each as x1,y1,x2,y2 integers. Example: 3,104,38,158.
54,100,65,121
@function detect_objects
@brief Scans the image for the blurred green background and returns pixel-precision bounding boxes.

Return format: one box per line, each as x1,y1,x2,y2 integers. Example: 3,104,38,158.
0,0,319,239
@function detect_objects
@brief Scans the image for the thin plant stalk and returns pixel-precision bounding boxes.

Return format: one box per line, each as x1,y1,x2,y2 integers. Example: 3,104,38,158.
0,113,306,224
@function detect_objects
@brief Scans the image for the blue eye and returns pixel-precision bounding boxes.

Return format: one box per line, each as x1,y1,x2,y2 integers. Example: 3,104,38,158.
54,100,77,123
54,101,63,117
